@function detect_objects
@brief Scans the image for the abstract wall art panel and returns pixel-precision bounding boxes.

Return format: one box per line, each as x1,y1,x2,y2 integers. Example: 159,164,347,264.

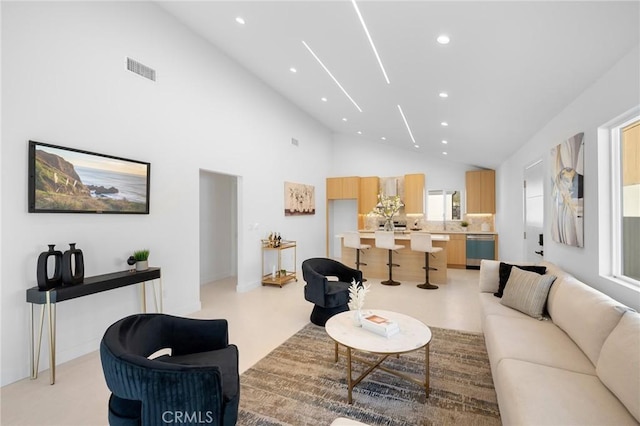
550,132,584,247
284,182,315,216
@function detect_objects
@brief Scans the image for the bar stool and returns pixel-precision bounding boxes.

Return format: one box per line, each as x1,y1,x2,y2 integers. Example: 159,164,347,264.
374,231,405,286
343,232,371,281
410,232,442,290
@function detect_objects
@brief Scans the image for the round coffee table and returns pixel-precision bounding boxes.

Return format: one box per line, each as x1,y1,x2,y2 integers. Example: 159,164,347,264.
325,309,432,404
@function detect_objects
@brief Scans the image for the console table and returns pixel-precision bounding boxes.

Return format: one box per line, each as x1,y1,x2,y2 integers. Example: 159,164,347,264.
26,267,162,384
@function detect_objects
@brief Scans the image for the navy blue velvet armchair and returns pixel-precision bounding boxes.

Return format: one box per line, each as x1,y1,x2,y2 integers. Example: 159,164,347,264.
100,314,239,426
302,258,363,326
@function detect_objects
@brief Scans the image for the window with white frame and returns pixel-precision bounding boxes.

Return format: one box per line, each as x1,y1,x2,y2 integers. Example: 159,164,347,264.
611,116,640,284
427,190,462,221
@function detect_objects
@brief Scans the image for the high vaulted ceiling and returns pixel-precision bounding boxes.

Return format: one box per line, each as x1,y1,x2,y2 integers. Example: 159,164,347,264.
158,1,639,168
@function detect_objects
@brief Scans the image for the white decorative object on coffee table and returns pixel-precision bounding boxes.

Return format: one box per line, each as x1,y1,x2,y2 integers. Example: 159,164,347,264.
325,309,432,404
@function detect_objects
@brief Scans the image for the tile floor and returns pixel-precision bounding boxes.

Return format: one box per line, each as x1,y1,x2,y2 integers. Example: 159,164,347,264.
0,268,482,425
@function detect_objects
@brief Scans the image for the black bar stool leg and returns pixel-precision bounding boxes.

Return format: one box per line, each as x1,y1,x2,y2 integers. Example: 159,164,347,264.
381,250,401,286
417,252,438,289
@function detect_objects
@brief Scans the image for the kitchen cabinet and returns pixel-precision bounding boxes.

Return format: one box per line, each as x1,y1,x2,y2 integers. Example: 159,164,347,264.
447,234,467,268
326,177,359,199
466,170,495,213
358,176,379,229
404,173,425,214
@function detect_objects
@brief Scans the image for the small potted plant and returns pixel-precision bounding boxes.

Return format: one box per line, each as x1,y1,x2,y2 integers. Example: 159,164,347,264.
133,249,150,271
460,221,469,231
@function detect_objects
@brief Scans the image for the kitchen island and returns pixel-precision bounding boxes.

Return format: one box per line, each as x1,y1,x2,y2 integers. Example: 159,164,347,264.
339,232,450,284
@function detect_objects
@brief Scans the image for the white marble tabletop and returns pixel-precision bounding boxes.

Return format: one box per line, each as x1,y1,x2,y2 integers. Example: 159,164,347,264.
325,309,432,354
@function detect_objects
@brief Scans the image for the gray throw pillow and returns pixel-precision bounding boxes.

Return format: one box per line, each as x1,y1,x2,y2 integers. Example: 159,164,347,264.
500,267,557,319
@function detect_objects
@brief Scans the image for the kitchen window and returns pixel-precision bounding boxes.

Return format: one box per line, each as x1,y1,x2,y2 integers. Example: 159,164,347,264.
427,190,462,221
599,108,640,288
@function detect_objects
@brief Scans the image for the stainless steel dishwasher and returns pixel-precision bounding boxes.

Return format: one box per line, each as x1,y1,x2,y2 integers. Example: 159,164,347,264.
466,234,496,269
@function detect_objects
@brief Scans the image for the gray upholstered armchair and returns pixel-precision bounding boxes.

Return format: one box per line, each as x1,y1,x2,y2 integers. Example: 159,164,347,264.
100,313,239,426
302,258,363,326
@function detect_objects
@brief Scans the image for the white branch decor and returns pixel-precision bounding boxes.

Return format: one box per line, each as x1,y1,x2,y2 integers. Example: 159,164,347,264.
348,279,370,311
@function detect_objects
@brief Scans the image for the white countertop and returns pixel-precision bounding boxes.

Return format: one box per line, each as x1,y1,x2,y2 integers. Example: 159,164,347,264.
356,229,497,235
339,232,450,241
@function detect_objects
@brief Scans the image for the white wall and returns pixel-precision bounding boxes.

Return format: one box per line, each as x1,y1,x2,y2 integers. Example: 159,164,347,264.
496,46,640,310
330,134,473,191
1,2,332,385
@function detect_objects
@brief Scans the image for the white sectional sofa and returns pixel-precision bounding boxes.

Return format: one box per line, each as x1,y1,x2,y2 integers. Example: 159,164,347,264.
478,259,640,425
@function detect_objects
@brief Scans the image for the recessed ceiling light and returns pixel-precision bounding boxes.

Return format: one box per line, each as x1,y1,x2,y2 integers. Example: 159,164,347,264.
414,144,420,149
289,67,297,73
437,35,450,45
342,117,348,122
439,92,448,98
381,137,386,140
442,140,448,144
442,151,448,155
235,17,245,25
441,121,448,126
321,97,327,102
357,131,362,135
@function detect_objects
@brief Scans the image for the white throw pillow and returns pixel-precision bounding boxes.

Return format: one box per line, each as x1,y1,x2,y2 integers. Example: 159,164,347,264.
479,260,501,293
500,267,556,320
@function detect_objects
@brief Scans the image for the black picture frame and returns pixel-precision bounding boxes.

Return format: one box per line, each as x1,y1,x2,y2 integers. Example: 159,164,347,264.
28,140,150,214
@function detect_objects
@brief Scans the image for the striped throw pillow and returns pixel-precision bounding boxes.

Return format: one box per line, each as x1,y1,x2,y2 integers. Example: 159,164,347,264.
500,267,557,319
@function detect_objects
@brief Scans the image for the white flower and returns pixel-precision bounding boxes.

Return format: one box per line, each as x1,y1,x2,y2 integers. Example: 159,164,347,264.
372,193,404,221
348,279,370,311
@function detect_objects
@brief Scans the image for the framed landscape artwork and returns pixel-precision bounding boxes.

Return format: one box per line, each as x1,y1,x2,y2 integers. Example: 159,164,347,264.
284,182,315,216
28,140,150,214
550,132,584,247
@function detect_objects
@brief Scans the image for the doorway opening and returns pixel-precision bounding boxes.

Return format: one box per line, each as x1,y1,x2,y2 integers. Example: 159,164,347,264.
524,160,544,262
199,170,238,286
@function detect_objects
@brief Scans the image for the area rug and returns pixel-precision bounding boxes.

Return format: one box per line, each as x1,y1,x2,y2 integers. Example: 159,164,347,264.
238,323,501,425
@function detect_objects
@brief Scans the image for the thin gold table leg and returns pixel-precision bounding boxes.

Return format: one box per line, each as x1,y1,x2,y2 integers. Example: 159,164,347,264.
347,347,353,404
425,342,430,396
46,291,56,385
33,304,46,379
140,281,146,313
158,278,163,313
29,304,34,379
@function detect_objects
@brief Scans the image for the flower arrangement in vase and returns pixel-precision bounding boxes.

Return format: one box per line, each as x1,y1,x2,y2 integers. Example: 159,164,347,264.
372,193,404,231
348,279,370,326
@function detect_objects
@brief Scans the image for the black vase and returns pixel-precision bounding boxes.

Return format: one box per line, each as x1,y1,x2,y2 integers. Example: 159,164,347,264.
36,244,63,290
62,243,84,285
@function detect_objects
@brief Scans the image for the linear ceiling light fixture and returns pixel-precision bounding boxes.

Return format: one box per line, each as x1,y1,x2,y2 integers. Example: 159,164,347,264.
397,104,417,145
351,0,390,84
302,40,363,112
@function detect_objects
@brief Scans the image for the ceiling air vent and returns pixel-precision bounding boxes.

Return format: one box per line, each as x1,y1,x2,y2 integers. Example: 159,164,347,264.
291,138,299,147
126,57,156,82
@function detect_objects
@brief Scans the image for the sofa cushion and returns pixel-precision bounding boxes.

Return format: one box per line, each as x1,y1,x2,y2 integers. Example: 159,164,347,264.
597,310,640,423
538,261,573,312
495,359,639,426
479,259,535,293
500,268,556,319
483,314,596,376
548,275,626,365
495,262,547,298
478,293,532,328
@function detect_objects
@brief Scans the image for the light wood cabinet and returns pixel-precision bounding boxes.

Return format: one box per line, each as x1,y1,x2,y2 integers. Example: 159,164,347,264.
622,121,639,186
447,234,467,268
466,170,496,213
404,173,425,214
326,177,360,199
358,177,379,229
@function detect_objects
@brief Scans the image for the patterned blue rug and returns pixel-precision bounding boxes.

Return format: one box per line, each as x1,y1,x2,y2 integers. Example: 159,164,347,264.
238,323,500,425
